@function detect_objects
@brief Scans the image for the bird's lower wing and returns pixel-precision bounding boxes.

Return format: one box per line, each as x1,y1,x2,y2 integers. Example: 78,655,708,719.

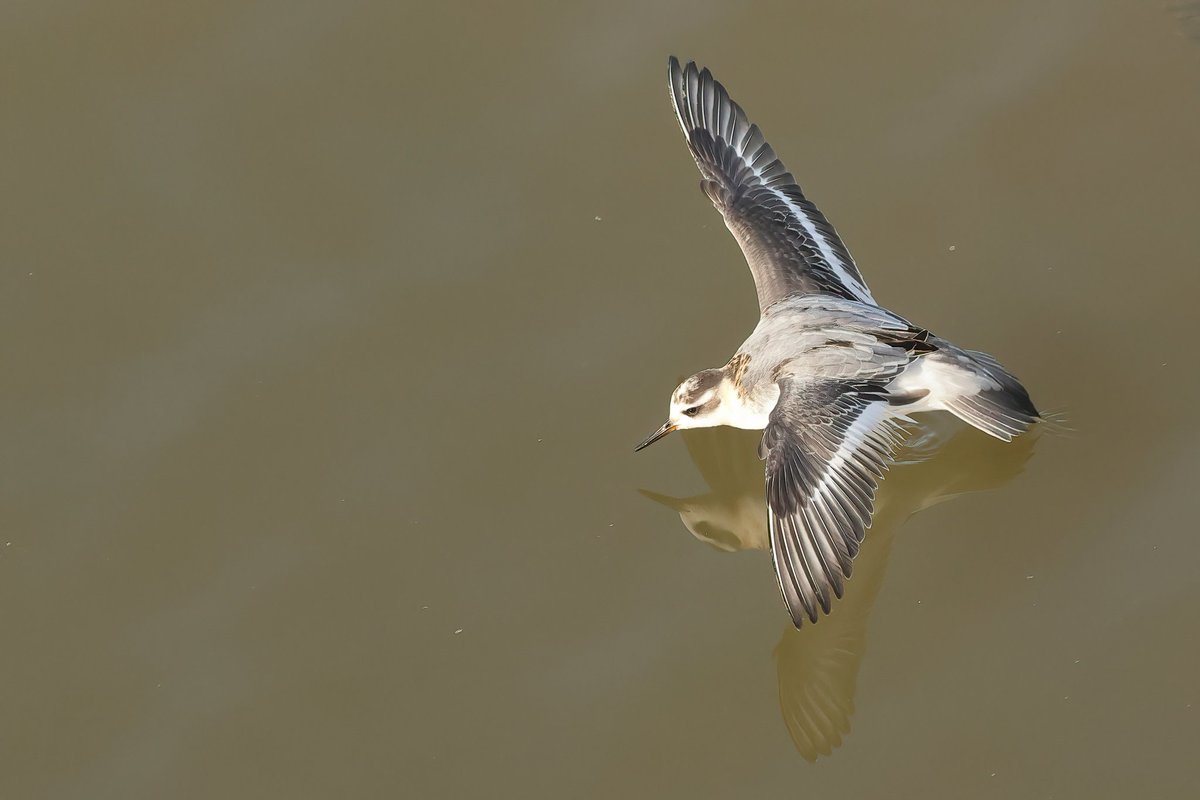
762,378,906,626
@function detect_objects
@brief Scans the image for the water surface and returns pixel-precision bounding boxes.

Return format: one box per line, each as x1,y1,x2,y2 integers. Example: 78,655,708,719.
3,1,1199,797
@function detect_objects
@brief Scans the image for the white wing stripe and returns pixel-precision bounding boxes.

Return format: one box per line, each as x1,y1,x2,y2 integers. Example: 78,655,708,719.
749,169,875,305
807,402,892,524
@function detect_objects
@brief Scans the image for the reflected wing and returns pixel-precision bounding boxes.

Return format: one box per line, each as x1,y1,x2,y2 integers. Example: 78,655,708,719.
774,602,867,761
762,378,905,627
667,57,875,311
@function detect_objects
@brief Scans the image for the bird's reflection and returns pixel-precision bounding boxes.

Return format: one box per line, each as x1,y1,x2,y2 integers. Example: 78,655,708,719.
641,418,1036,761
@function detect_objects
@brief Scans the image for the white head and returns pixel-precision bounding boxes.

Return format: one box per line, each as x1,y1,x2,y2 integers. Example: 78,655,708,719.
634,369,730,451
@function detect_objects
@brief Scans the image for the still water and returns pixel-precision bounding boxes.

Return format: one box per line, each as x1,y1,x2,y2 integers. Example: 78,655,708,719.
3,1,1199,797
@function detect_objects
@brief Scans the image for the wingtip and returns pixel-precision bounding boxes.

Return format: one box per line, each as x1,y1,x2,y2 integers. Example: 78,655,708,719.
667,55,685,82
793,604,819,628
667,55,687,88
668,56,705,84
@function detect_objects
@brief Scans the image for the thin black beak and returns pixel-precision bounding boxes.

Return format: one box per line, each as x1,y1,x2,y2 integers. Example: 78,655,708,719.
634,421,677,452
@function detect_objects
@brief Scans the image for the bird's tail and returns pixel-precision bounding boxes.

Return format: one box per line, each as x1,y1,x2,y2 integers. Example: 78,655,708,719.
935,348,1040,442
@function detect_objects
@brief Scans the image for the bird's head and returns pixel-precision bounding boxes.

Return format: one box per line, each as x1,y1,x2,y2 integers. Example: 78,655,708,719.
635,368,728,451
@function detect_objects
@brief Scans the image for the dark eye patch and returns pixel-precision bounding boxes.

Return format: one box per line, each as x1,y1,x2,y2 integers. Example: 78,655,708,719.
683,407,701,417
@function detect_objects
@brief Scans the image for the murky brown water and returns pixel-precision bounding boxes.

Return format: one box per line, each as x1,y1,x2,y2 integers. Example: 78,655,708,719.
3,1,1200,797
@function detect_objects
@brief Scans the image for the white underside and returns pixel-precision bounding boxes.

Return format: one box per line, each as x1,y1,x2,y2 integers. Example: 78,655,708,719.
714,381,780,430
886,356,999,415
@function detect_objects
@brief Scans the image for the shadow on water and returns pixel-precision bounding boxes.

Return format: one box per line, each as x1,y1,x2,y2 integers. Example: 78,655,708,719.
641,419,1038,761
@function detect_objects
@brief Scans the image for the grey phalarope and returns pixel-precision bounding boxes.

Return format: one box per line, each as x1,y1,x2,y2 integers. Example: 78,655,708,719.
636,57,1041,627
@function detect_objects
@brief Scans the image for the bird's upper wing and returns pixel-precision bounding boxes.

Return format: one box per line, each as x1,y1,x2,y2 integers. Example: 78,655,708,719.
761,377,905,627
667,57,875,312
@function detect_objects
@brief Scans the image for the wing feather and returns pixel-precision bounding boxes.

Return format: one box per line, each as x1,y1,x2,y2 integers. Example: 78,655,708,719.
763,379,906,627
668,57,875,311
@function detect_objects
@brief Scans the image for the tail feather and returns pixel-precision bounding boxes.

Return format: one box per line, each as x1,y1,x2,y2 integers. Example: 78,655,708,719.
944,392,1036,441
940,348,1039,442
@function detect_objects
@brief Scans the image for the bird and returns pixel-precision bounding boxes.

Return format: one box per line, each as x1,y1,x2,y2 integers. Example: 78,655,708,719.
635,57,1042,628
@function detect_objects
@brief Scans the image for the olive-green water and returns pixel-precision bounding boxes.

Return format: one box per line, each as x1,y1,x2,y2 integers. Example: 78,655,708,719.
4,1,1200,797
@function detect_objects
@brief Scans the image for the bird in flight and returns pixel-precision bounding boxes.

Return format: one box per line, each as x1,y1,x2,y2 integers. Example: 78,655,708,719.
636,57,1041,628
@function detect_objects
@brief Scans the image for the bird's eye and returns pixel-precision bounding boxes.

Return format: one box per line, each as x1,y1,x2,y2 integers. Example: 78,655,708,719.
683,406,700,417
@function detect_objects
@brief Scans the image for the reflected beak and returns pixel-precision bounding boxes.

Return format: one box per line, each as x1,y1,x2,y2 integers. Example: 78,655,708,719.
634,421,677,452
